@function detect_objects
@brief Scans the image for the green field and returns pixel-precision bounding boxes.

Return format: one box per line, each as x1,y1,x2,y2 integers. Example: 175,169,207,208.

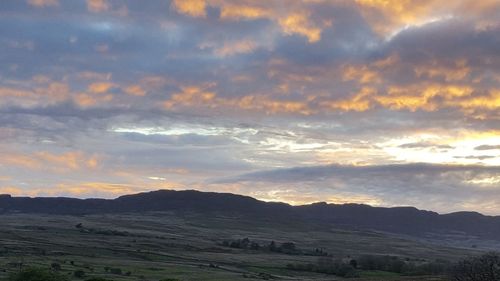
0,212,478,281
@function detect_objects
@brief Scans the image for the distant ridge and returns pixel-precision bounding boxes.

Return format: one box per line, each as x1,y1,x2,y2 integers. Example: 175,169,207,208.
1,189,500,241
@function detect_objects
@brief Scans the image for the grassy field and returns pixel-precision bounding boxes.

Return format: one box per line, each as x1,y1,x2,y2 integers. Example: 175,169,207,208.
0,212,479,281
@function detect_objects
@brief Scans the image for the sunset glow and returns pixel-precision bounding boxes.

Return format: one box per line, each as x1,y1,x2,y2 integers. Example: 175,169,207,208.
1,0,499,214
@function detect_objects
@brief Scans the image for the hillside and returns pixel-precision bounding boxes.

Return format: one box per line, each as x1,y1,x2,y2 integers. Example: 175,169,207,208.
1,189,500,243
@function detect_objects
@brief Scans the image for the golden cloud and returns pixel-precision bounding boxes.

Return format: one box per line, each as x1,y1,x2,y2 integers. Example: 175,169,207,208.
162,82,313,115
278,12,322,43
171,0,207,17
219,4,269,20
171,0,324,43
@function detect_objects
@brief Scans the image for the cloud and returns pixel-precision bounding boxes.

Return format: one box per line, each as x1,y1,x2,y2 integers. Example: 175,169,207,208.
86,0,110,13
0,150,100,172
27,0,58,7
398,142,454,149
454,155,496,160
87,82,116,94
278,12,322,43
200,39,258,57
123,85,146,96
475,145,500,150
170,0,326,43
171,0,207,18
221,163,500,183
1,0,500,213
214,163,500,213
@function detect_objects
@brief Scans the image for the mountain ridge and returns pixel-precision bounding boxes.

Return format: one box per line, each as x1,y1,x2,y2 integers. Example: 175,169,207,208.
1,189,500,242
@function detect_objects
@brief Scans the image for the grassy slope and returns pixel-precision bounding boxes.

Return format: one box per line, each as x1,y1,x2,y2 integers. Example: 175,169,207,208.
0,212,478,281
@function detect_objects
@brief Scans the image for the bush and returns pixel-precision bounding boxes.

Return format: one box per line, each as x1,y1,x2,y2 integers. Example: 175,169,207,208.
74,270,86,278
8,267,69,281
357,254,449,276
51,262,62,271
108,268,122,275
286,256,359,278
451,252,500,281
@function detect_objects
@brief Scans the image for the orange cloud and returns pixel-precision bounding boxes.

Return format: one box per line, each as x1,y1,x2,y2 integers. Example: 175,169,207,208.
447,90,500,111
375,85,474,111
219,4,269,20
87,0,110,13
235,95,312,115
0,186,27,196
1,151,100,172
88,82,115,94
171,0,207,17
354,0,445,36
164,84,217,109
27,0,58,7
320,87,375,112
342,65,382,84
35,82,69,101
74,93,113,107
162,82,312,115
124,85,146,96
353,0,500,37
4,179,184,198
0,81,69,107
278,12,322,43
54,182,139,197
414,60,470,82
171,0,325,43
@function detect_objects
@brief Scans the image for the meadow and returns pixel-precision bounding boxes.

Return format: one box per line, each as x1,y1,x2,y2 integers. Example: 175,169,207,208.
0,211,480,281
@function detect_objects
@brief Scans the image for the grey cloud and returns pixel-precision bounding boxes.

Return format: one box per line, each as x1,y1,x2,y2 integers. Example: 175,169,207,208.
399,142,454,149
454,155,497,160
219,163,500,184
475,145,500,151
213,163,500,214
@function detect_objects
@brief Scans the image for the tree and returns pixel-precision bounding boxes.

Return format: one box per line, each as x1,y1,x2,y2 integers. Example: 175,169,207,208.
268,241,277,252
73,270,86,278
349,259,358,269
451,252,500,281
51,262,61,271
280,242,296,251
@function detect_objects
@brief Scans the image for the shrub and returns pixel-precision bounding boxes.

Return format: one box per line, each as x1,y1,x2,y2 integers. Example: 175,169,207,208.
109,268,122,275
286,256,359,278
451,252,500,281
51,262,62,271
8,267,69,281
74,270,86,278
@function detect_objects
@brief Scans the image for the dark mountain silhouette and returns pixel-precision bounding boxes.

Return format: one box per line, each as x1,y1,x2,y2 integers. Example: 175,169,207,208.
1,190,500,241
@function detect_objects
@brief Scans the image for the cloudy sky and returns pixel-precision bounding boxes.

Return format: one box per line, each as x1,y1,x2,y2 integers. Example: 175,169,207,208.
0,0,499,214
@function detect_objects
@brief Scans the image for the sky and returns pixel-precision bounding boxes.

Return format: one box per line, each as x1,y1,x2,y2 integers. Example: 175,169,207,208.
0,0,499,214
